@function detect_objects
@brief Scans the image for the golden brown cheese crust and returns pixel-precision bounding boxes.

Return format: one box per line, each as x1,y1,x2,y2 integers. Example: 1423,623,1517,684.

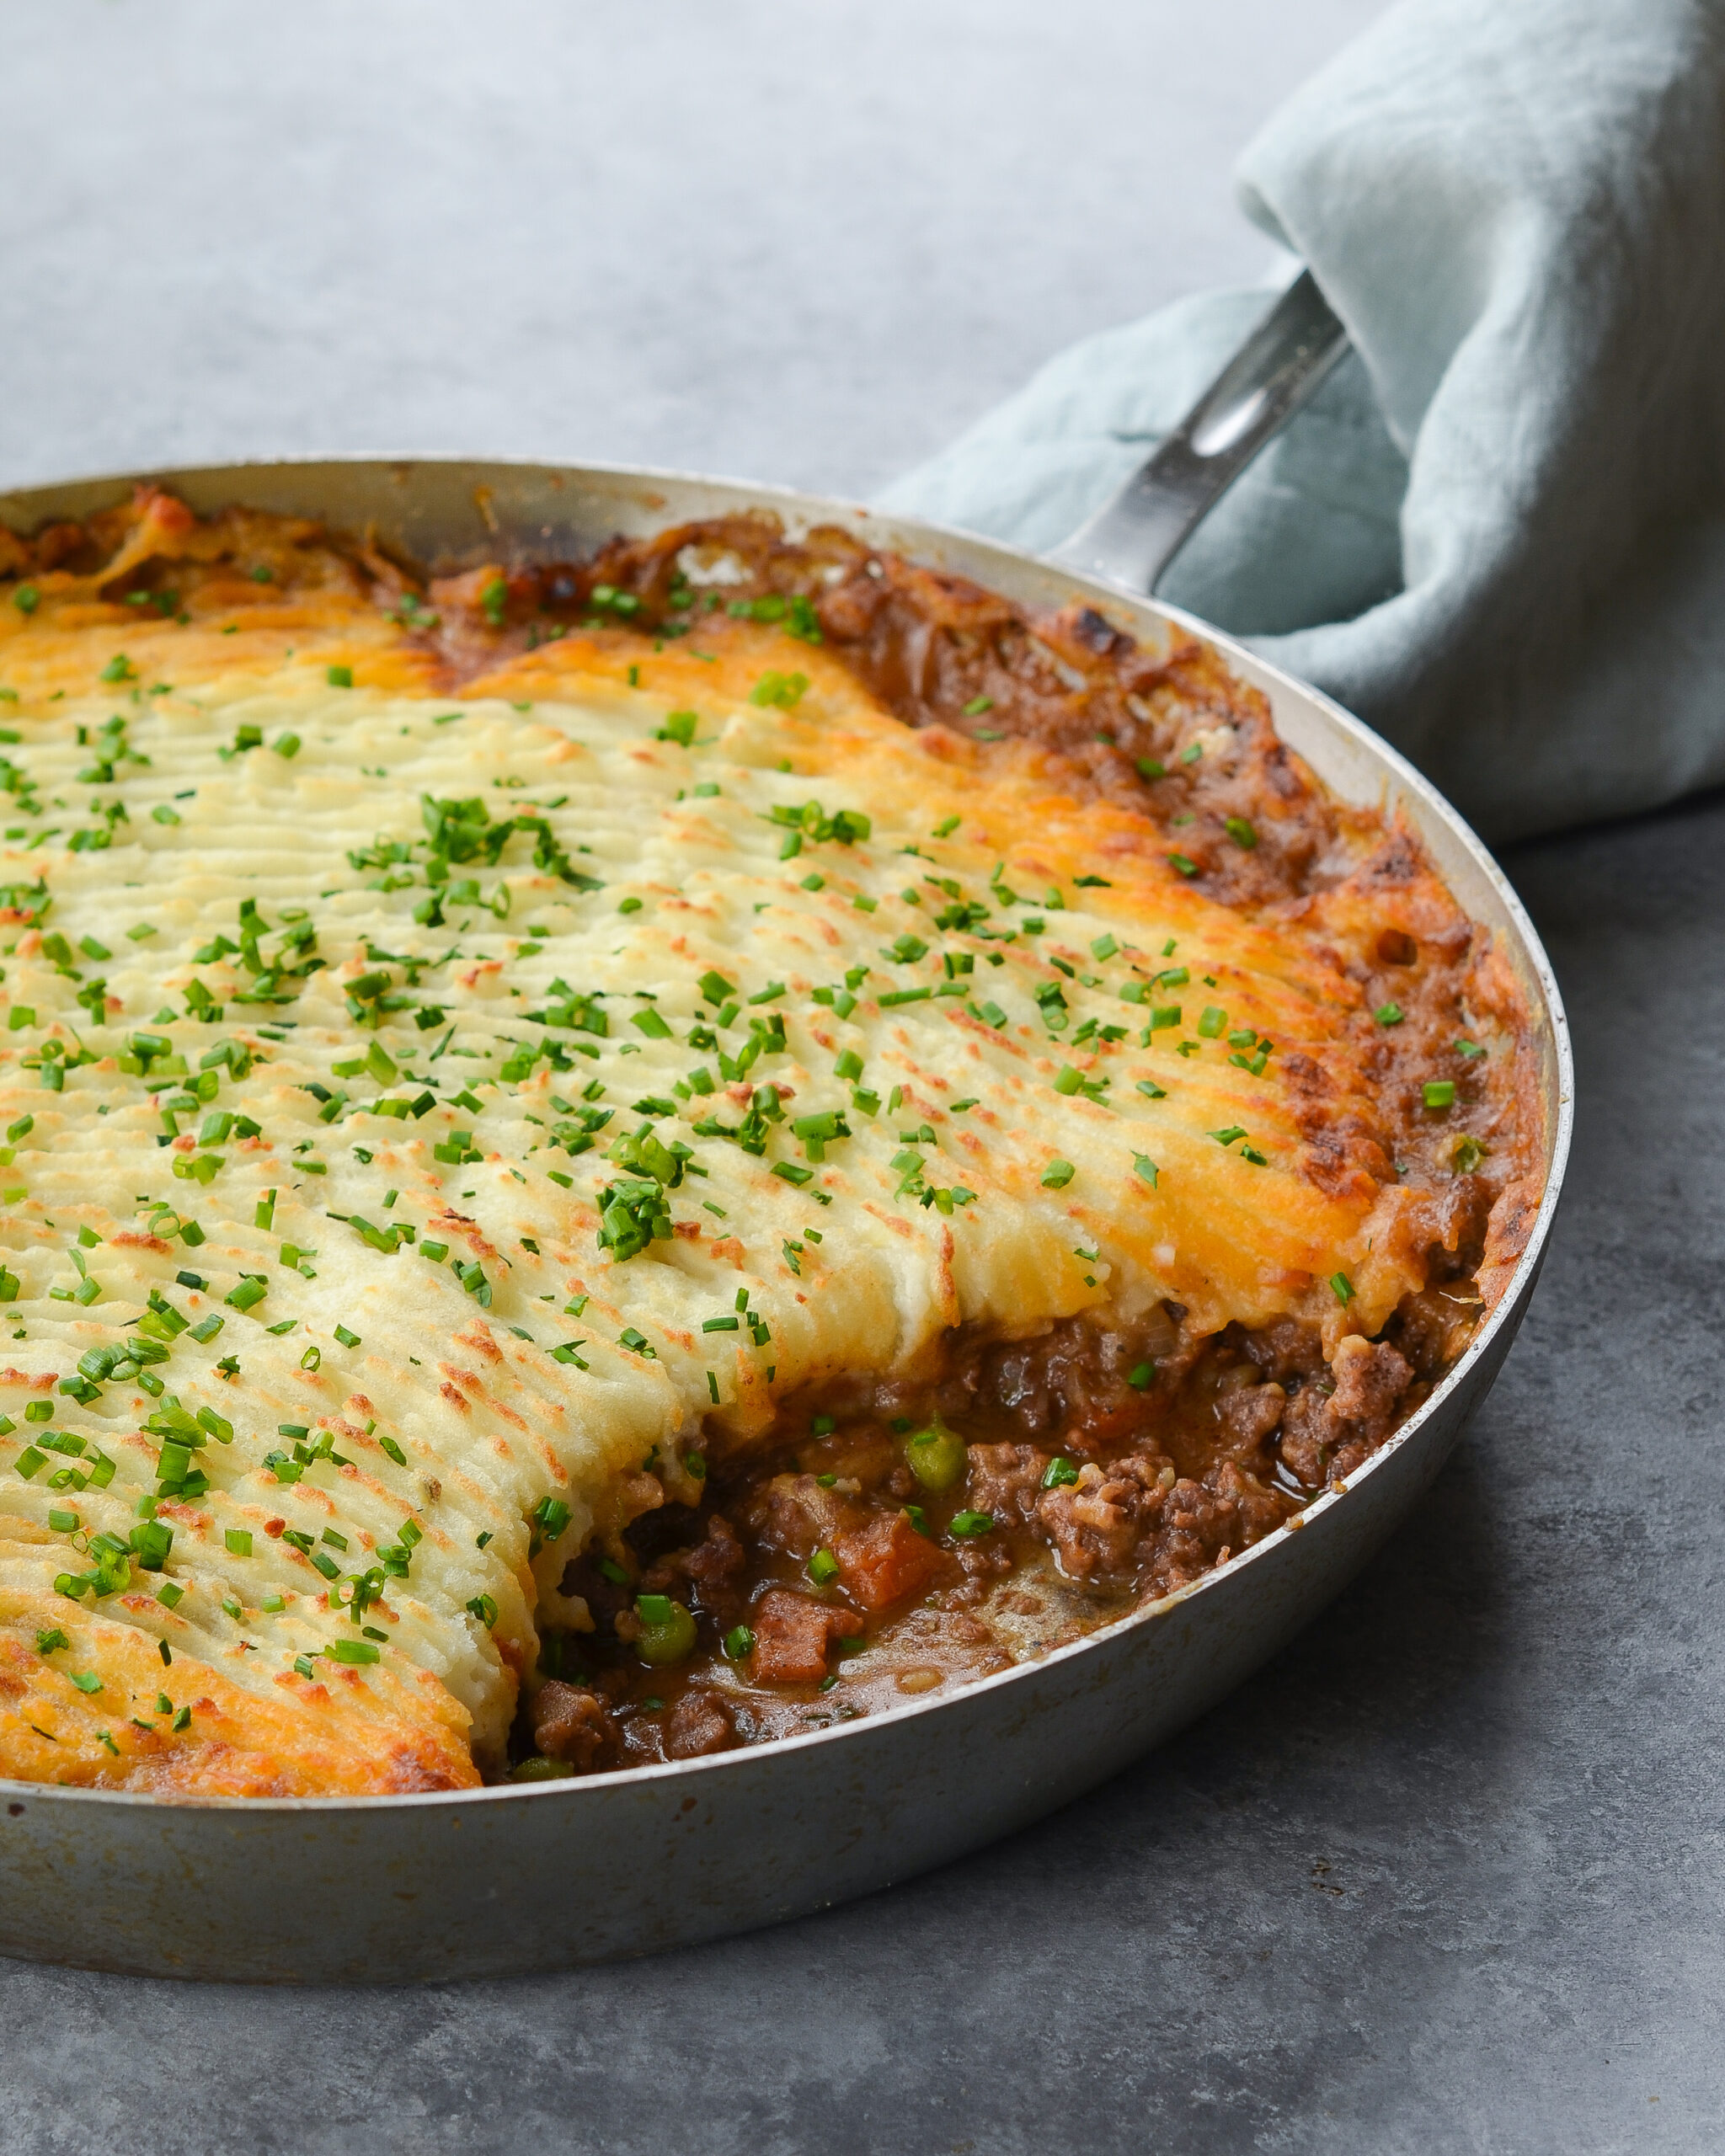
0,1556,475,1795
0,489,1542,1795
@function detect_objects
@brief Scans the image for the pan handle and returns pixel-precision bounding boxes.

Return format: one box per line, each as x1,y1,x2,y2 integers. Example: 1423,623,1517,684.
1045,269,1350,597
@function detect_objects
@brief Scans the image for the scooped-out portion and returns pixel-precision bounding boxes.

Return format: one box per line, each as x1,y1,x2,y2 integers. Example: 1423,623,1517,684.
0,489,1541,1793
527,1273,1487,1773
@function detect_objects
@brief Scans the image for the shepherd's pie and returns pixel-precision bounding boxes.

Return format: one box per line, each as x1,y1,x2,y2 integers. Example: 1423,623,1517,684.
0,491,1541,1790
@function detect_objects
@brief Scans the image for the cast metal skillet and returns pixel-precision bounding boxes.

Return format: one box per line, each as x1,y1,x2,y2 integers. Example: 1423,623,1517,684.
0,431,1570,1982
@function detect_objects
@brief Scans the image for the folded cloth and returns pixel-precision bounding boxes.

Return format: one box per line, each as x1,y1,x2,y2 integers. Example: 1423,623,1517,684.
877,0,1725,842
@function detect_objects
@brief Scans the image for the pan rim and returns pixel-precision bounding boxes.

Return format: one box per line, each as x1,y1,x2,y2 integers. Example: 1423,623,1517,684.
0,454,1573,1817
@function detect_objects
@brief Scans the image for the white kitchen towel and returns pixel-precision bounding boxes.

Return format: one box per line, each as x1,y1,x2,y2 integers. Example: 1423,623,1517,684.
878,0,1725,842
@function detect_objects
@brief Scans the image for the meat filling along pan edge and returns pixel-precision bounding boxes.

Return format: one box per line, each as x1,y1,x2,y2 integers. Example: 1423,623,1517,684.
0,458,1573,1984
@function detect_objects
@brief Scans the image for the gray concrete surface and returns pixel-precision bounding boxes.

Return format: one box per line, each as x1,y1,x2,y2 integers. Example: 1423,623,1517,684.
5,4,1716,2151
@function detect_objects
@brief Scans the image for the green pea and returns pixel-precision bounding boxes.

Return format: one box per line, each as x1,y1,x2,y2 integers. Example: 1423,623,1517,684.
903,1415,967,1493
511,1755,574,1782
633,1594,697,1667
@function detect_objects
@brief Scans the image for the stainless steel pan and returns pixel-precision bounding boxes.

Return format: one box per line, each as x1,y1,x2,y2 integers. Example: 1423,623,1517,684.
0,440,1571,1983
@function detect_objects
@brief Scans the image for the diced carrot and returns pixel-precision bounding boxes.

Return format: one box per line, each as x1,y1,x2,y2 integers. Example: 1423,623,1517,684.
835,1509,949,1611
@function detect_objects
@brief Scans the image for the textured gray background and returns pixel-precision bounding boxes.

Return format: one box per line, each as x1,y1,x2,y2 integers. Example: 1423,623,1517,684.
4,3,1716,2151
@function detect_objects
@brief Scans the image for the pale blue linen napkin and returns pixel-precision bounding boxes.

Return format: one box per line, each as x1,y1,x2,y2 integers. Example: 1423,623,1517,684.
878,0,1725,842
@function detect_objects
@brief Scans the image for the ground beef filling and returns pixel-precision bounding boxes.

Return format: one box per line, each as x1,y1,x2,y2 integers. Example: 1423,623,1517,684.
515,1245,1485,1779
